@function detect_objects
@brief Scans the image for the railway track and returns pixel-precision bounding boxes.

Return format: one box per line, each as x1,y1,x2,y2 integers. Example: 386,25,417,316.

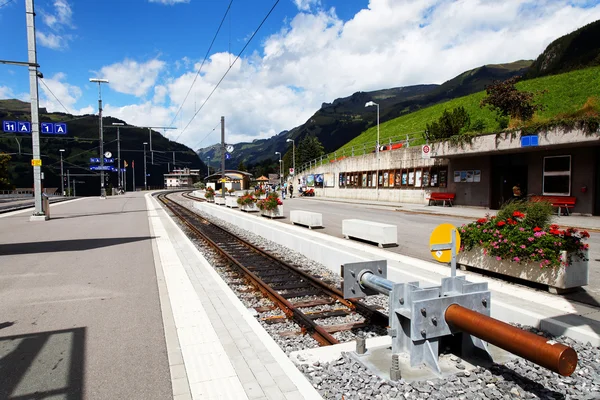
158,191,388,346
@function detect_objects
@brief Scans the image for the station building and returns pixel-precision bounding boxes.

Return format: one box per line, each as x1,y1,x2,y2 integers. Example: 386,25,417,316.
163,168,201,188
300,127,600,215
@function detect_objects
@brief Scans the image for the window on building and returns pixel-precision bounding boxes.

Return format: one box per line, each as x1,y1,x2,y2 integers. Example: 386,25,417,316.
543,155,571,195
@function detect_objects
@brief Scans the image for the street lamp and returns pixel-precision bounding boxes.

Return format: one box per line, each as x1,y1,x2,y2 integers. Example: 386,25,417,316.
90,78,109,197
365,101,380,196
207,156,210,176
59,149,65,195
275,151,282,187
113,122,124,190
286,138,295,181
143,142,148,190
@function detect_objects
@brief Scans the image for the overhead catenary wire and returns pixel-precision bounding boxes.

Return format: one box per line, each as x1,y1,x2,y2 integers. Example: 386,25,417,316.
168,0,234,128
0,0,16,8
39,78,72,115
173,0,280,143
189,121,221,150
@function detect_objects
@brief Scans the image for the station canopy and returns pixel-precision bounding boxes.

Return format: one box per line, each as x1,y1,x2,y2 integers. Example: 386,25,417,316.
204,170,253,182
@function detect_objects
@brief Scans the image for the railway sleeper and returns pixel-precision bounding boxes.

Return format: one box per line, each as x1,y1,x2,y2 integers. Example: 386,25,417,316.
281,289,322,299
304,309,351,320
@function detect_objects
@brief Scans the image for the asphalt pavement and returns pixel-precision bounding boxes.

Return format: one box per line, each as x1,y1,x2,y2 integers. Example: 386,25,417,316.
0,194,172,400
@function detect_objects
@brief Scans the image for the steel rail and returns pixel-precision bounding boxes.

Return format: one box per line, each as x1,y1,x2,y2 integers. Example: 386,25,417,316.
181,191,388,326
158,192,340,345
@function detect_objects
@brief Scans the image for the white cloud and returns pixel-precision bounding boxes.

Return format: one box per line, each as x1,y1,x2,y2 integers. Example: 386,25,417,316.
36,0,600,151
0,86,14,99
37,0,75,50
148,0,190,5
293,0,321,12
98,59,166,97
36,32,69,50
38,73,93,115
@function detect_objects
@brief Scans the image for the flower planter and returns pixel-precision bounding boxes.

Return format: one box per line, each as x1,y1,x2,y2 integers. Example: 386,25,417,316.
241,203,258,212
261,205,284,219
214,197,226,206
457,249,588,293
225,197,238,208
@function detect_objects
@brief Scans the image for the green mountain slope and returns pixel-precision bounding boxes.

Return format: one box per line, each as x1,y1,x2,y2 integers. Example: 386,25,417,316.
198,60,530,169
336,66,600,156
526,19,600,79
0,100,203,194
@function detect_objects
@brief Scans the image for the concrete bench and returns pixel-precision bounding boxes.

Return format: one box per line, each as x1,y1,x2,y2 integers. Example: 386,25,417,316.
225,197,239,208
342,219,397,248
290,210,323,229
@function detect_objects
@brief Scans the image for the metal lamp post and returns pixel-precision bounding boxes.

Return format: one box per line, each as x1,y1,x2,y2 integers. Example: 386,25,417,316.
59,149,65,195
90,78,109,197
365,101,380,197
286,138,295,181
112,122,124,190
143,142,148,190
275,151,282,187
207,156,210,176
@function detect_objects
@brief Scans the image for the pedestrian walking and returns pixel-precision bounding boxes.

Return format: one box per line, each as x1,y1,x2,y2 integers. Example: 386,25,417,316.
289,184,294,198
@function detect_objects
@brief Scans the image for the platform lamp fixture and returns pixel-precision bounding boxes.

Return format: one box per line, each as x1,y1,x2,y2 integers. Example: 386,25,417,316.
275,151,282,187
59,149,65,195
286,138,295,180
365,101,380,197
90,78,109,197
112,122,124,190
143,142,148,190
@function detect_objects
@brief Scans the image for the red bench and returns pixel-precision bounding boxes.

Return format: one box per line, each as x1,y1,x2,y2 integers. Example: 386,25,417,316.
530,195,576,216
427,192,455,207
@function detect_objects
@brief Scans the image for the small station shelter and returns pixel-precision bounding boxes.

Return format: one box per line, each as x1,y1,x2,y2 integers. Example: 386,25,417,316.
204,170,253,192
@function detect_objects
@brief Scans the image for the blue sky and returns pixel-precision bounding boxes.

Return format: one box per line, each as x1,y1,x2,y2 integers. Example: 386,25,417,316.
2,0,600,150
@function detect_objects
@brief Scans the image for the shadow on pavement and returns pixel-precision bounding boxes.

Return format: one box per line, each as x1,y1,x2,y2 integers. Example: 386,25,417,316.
0,327,85,400
51,209,148,220
0,236,154,256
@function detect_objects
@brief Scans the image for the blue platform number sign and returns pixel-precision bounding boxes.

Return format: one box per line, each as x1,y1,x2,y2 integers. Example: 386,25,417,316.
225,153,231,160
55,123,67,134
2,121,17,132
41,122,54,134
521,135,539,147
17,121,31,133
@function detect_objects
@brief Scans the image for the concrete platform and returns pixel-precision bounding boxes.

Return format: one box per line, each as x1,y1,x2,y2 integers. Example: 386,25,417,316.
0,192,320,400
193,197,600,347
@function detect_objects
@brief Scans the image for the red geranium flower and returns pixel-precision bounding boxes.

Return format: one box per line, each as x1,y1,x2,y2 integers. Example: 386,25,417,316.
507,218,517,225
582,230,590,238
496,221,506,227
477,218,487,224
533,227,542,232
512,211,525,219
550,224,559,230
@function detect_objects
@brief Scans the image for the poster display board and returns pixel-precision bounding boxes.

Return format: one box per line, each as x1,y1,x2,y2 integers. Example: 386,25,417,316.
324,172,335,187
454,170,481,183
314,174,324,188
306,175,315,187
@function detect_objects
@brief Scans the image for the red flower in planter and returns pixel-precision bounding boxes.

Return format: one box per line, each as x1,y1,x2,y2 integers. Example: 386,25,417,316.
582,230,590,239
512,211,525,219
507,218,517,225
496,221,506,227
477,218,487,224
533,227,542,232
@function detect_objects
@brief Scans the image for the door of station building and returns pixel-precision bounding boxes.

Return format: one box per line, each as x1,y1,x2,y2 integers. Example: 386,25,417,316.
491,155,528,210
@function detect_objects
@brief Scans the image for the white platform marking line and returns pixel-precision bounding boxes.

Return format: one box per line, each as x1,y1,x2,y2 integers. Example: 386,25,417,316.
146,194,248,400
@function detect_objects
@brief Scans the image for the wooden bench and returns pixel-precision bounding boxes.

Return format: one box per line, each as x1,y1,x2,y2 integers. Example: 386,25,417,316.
427,192,456,207
290,210,323,229
530,195,576,216
342,219,397,248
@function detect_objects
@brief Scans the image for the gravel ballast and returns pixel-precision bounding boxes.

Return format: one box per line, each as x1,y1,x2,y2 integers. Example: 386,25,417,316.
165,194,600,399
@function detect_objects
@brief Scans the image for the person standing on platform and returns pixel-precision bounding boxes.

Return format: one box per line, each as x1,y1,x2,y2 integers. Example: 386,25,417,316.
282,182,287,199
289,183,294,198
512,183,522,200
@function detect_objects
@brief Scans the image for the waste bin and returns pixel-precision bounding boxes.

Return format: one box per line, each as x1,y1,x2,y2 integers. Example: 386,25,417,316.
42,194,50,219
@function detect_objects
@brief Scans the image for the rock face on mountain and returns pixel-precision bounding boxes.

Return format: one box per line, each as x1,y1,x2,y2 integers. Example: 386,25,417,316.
526,19,600,79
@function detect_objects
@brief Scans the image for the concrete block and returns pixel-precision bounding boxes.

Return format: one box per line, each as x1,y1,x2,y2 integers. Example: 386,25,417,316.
342,219,397,248
214,197,226,205
225,197,239,208
290,210,323,229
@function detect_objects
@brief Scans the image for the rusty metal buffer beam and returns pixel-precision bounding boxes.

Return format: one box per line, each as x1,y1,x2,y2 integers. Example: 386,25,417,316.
341,260,577,377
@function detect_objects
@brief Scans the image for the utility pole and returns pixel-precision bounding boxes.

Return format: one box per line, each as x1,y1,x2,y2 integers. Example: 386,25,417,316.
59,149,65,195
173,151,176,170
148,128,153,165
133,161,136,192
67,169,70,196
143,142,148,190
25,0,44,220
221,116,225,198
113,122,124,190
90,78,109,198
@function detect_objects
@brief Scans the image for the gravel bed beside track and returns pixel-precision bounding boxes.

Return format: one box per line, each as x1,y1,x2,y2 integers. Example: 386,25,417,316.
166,194,600,399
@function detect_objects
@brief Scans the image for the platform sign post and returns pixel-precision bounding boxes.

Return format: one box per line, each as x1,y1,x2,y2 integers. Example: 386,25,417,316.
429,223,461,277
